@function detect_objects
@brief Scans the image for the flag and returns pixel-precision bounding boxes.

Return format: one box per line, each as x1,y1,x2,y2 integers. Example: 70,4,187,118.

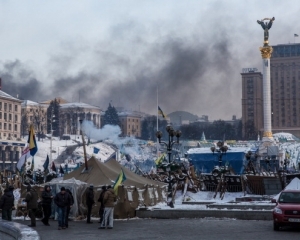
158,106,166,119
28,125,38,156
155,153,165,165
43,155,49,172
17,147,31,171
59,165,65,174
113,169,127,195
51,162,57,172
295,34,299,37
31,157,34,171
93,147,100,154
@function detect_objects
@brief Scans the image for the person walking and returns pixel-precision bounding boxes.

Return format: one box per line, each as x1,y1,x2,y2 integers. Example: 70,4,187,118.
54,187,72,230
0,187,14,221
65,189,74,228
97,186,107,225
41,185,53,226
25,185,38,227
86,184,95,224
99,185,117,229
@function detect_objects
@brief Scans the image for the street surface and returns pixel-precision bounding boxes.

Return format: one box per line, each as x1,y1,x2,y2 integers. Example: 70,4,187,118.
15,218,300,240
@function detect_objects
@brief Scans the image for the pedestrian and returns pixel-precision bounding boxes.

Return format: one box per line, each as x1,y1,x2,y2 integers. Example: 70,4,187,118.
97,186,107,224
41,185,53,226
54,187,72,230
0,187,14,221
65,189,74,228
99,185,117,229
86,184,95,224
25,185,38,227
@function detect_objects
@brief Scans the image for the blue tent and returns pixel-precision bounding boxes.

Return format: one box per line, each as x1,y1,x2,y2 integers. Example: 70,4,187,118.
187,147,248,174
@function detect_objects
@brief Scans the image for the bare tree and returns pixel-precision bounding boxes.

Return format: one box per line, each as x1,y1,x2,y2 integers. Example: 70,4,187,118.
21,109,29,138
31,105,47,141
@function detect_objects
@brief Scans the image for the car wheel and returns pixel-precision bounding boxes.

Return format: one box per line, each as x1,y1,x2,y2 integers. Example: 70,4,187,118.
273,222,280,231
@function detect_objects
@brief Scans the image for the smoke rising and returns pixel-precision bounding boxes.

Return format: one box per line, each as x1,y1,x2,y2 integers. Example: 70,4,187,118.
0,1,296,119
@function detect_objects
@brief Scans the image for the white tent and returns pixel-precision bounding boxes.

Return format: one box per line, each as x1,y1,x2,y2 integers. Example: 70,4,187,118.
274,177,300,200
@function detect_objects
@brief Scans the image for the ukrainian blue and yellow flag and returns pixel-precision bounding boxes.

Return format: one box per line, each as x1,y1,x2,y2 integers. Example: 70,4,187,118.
28,125,38,156
158,106,166,119
155,153,165,165
113,169,127,195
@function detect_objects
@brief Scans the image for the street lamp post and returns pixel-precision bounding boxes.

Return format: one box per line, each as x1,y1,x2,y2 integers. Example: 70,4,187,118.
50,112,55,168
79,119,88,171
156,125,181,208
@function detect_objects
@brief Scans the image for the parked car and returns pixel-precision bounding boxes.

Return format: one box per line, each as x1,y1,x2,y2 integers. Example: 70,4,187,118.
272,189,300,231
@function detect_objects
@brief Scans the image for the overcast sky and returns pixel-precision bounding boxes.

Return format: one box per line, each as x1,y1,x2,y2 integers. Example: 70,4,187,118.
0,0,299,120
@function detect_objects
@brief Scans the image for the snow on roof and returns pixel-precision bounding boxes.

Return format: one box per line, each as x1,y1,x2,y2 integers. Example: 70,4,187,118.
21,100,39,106
118,111,141,117
0,90,21,102
273,132,299,141
187,146,250,154
60,102,100,109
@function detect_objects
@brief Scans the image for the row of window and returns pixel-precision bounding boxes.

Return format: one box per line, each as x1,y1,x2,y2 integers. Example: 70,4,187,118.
0,112,18,122
0,133,18,138
121,118,139,123
0,102,18,112
0,123,18,131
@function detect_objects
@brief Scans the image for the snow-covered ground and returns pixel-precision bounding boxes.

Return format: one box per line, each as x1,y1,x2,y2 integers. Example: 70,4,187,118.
22,135,115,171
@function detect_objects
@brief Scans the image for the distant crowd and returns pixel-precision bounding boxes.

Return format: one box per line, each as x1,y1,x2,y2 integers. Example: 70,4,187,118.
0,184,117,230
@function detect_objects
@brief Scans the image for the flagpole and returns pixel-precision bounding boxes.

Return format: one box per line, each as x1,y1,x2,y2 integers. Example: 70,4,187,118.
156,85,159,158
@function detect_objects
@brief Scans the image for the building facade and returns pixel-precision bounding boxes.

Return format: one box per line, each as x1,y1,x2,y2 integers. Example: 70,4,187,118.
118,112,142,137
60,102,101,135
0,90,25,171
241,69,263,138
241,43,300,138
21,100,48,137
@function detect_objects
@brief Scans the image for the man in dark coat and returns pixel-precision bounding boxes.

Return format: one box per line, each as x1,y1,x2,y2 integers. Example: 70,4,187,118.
25,185,38,227
86,184,95,224
54,187,72,230
0,188,14,221
65,189,74,228
41,185,53,226
97,186,106,224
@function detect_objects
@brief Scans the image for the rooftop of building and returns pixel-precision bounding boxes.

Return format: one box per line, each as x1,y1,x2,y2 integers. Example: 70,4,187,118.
0,90,22,102
60,102,100,110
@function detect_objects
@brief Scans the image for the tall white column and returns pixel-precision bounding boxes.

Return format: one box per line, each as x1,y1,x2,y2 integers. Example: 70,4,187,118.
259,46,273,141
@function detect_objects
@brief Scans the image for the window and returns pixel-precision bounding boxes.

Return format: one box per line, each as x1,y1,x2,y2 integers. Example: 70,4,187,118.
4,123,6,130
15,115,18,122
15,105,18,111
14,124,17,131
0,123,1,129
4,103,7,111
9,114,12,121
4,113,7,120
9,104,12,111
9,124,11,130
128,124,130,129
0,102,2,109
0,112,1,119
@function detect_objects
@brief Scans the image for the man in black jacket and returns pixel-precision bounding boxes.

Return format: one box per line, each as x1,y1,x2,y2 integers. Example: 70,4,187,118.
25,185,38,227
86,184,95,224
97,186,106,224
54,187,72,230
41,185,53,226
0,188,14,221
65,189,74,228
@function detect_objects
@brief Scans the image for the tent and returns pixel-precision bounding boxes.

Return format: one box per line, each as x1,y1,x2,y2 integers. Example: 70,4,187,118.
274,177,300,200
63,157,167,218
64,156,166,188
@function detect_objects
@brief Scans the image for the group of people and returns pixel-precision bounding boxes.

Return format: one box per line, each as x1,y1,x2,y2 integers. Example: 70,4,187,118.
85,184,117,229
0,183,117,230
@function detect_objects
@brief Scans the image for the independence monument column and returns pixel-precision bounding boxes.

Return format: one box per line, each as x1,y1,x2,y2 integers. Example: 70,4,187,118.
257,17,275,142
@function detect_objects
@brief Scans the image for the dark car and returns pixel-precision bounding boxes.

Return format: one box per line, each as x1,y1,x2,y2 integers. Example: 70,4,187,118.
272,189,300,231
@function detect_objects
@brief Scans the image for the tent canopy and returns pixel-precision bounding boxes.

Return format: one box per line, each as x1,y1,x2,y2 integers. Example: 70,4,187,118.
64,157,166,188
